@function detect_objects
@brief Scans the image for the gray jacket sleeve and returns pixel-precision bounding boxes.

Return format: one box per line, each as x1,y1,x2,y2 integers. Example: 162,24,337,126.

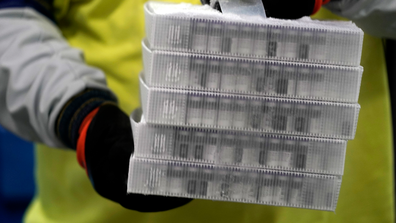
325,0,396,39
0,8,115,148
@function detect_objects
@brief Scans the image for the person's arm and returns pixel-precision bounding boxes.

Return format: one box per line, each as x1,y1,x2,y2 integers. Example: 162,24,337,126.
0,7,116,148
0,2,191,212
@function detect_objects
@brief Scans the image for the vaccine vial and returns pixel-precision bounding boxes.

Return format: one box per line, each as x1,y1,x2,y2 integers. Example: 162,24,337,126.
280,140,294,168
164,60,185,86
248,100,265,129
309,30,326,61
330,69,345,100
267,41,277,57
218,171,232,198
339,69,357,101
267,28,282,57
262,100,278,131
189,58,206,89
167,165,185,194
280,29,298,58
341,120,352,137
191,20,208,51
253,26,267,57
267,65,280,95
241,135,258,164
167,24,182,46
238,25,253,55
294,141,308,169
288,177,303,205
272,103,293,132
204,133,219,163
305,188,315,207
218,98,234,128
174,130,190,159
325,191,334,209
201,167,215,197
186,95,203,125
222,24,239,54
192,132,206,160
273,175,289,204
145,166,165,191
220,61,237,91
151,132,168,155
205,60,221,89
298,30,311,60
283,66,297,96
253,63,266,93
296,67,312,97
165,19,189,48
156,93,188,124
308,142,323,171
187,179,197,195
258,174,274,203
294,105,309,133
236,62,252,92
207,22,223,53
311,68,326,99
308,105,323,135
219,135,236,164
298,43,310,60
246,172,259,202
252,136,265,166
265,138,281,167
234,136,248,163
202,167,215,197
202,97,218,126
233,100,248,128
186,167,200,195
230,171,244,200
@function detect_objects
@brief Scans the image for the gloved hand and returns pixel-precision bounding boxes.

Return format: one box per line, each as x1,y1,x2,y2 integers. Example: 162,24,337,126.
56,90,192,212
76,104,192,212
201,0,330,19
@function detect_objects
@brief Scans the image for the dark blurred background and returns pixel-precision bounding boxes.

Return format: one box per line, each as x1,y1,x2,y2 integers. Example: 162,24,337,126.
0,125,35,223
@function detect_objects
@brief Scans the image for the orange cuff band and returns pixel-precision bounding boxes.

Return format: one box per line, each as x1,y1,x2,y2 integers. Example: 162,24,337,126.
322,0,331,5
76,107,100,171
312,0,323,15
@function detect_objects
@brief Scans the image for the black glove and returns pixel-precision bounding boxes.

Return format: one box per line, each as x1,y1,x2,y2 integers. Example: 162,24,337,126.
79,104,192,212
56,89,192,212
201,0,329,19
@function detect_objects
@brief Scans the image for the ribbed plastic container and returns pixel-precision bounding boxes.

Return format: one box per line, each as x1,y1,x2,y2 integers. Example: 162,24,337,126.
127,157,342,211
142,39,363,102
131,109,346,175
139,73,360,139
144,2,364,66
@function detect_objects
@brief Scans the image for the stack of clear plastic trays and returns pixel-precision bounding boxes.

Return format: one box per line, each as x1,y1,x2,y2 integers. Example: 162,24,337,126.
128,1,364,211
143,40,363,102
127,157,342,211
139,73,360,139
131,109,346,175
144,2,363,66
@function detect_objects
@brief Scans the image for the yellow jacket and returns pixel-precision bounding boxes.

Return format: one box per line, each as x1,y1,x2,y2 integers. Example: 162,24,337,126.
24,0,394,222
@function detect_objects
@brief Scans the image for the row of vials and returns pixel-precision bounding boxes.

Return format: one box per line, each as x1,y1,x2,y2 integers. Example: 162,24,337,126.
127,1,364,212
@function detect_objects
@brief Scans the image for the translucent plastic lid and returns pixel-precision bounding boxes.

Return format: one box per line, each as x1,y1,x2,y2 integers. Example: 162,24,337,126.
131,108,347,175
144,2,364,66
139,73,360,139
142,39,363,102
127,157,342,211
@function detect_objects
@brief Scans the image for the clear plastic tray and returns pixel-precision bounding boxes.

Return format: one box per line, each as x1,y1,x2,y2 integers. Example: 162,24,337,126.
139,73,360,139
131,109,346,175
144,2,364,66
127,157,342,211
142,39,363,102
